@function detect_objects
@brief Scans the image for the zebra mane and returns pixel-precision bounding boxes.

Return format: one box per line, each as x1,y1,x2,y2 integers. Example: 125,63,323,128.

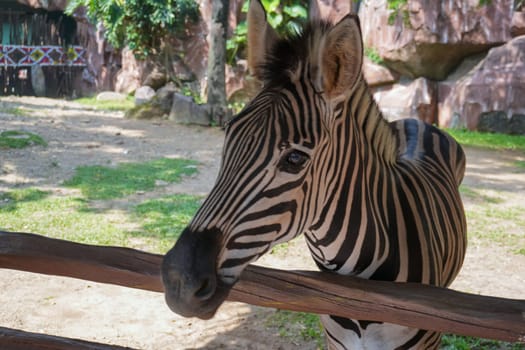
259,20,334,86
256,18,399,163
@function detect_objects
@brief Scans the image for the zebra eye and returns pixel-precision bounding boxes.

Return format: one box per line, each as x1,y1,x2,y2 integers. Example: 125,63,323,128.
279,150,309,173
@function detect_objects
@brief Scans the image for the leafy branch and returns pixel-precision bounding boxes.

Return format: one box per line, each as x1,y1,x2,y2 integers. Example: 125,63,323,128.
66,0,200,59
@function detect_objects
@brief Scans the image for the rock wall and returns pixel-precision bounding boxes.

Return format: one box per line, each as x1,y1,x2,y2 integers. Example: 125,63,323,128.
440,36,525,133
356,0,524,134
359,0,514,80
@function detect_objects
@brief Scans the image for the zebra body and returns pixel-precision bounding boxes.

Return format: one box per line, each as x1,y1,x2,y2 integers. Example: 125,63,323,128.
162,1,467,349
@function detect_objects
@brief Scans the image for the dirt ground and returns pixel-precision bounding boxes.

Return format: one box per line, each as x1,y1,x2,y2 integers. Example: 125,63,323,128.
0,96,524,349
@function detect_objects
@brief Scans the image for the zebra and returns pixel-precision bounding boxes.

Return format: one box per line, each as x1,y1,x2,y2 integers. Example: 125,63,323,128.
162,1,467,348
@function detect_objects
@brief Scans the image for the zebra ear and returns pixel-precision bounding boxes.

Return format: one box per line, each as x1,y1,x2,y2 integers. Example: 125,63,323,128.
321,14,363,98
247,0,279,80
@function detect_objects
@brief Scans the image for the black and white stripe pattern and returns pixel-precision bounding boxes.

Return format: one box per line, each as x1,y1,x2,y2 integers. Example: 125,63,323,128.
185,14,466,349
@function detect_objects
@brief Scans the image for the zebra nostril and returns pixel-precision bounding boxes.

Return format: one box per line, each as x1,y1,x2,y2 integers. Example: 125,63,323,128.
194,276,216,301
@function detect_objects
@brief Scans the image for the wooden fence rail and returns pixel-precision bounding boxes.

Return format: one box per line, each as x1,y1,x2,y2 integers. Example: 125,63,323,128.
1,231,524,345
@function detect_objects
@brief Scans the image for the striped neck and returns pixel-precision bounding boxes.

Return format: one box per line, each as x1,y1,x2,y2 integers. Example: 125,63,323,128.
344,76,398,164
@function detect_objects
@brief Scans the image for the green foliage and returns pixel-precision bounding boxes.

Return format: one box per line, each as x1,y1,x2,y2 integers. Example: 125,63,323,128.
364,47,384,65
478,0,492,6
133,194,202,252
228,100,247,115
64,158,198,200
66,0,199,58
0,130,46,149
180,86,205,105
74,95,135,111
227,0,307,64
386,0,409,25
445,129,525,151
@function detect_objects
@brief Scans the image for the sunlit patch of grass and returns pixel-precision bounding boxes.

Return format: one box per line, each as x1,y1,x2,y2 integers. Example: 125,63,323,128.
441,334,525,350
459,185,524,255
2,106,29,116
63,158,198,200
459,186,504,204
132,194,202,252
270,242,290,256
446,129,525,151
0,130,47,149
74,95,135,111
0,189,129,246
465,203,525,255
265,310,325,348
513,160,525,169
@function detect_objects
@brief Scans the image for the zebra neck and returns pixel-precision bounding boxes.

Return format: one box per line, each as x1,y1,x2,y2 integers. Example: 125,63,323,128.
345,77,398,164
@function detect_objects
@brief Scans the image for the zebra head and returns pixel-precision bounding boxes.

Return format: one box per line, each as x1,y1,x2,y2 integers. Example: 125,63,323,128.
162,0,363,319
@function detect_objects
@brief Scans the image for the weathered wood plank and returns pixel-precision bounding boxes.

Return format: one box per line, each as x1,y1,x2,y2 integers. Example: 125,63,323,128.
1,231,524,343
0,327,136,350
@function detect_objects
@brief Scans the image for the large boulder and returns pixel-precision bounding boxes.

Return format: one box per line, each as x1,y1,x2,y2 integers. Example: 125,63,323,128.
142,68,167,90
363,57,399,88
169,93,210,126
477,112,525,134
134,86,156,106
439,36,525,133
373,77,437,124
96,91,127,101
511,11,525,37
155,82,179,113
359,0,514,80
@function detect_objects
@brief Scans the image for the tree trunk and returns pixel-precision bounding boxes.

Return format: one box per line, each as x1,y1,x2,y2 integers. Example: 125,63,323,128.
206,0,230,126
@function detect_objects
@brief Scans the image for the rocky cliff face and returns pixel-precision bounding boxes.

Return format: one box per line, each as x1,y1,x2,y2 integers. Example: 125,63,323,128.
440,36,525,132
356,0,524,134
359,0,514,80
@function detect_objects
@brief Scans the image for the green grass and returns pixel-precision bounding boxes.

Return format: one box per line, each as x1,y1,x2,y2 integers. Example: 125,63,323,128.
1,158,201,253
265,310,325,348
74,95,135,111
64,158,198,200
364,46,384,65
514,160,525,169
460,185,525,255
446,129,525,151
0,130,47,149
466,204,525,255
0,189,202,253
2,106,29,116
133,194,202,252
441,334,524,350
270,241,290,255
459,186,504,204
0,189,129,246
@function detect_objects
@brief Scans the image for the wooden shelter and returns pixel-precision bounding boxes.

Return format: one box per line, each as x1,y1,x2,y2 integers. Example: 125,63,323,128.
0,0,86,97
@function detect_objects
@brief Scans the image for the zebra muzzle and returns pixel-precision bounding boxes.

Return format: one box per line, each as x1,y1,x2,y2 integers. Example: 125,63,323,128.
161,227,231,319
